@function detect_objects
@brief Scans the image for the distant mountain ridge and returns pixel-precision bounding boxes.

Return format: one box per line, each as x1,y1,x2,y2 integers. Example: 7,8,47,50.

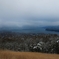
46,26,59,32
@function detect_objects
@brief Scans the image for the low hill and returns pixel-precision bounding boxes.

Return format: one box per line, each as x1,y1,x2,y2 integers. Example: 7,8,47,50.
0,50,59,59
46,26,59,32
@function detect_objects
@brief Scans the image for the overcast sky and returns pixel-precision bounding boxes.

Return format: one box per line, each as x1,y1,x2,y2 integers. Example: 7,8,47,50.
0,0,59,27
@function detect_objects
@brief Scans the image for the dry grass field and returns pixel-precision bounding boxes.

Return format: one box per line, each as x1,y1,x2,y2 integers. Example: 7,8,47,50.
0,50,59,59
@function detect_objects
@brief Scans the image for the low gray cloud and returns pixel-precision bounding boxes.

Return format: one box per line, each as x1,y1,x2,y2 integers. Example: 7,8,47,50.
0,0,59,27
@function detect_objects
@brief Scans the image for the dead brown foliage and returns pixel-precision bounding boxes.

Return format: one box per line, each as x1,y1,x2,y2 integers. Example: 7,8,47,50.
0,50,59,59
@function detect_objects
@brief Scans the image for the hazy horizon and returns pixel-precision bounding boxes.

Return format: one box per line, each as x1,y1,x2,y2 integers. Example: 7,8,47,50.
0,0,59,27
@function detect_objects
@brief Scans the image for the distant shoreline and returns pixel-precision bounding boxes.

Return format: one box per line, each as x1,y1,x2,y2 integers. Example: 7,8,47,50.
46,28,59,32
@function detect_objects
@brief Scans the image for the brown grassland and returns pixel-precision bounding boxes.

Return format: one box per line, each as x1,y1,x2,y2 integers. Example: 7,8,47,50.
0,50,59,59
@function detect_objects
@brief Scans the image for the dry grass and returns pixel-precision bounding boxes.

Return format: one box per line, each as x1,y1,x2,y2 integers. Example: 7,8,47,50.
0,50,59,59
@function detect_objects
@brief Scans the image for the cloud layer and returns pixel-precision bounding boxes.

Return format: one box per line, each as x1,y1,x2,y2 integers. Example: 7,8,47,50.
0,0,59,27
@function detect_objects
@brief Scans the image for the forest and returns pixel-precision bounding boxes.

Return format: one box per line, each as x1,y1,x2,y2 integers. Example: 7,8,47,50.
0,31,59,54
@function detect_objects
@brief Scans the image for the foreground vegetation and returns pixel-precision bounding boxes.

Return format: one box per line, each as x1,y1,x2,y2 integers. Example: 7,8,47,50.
0,31,59,54
0,50,59,59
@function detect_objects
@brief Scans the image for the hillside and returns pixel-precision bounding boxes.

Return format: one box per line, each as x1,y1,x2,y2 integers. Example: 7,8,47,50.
0,32,59,54
0,50,59,59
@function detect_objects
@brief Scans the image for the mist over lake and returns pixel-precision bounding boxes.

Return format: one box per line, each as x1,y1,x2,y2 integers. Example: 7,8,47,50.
13,28,59,34
0,26,59,35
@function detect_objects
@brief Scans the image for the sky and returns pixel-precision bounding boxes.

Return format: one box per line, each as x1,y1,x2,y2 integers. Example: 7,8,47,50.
0,0,59,27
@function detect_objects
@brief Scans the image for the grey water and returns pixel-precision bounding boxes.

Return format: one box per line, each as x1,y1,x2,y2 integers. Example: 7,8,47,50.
14,28,59,35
